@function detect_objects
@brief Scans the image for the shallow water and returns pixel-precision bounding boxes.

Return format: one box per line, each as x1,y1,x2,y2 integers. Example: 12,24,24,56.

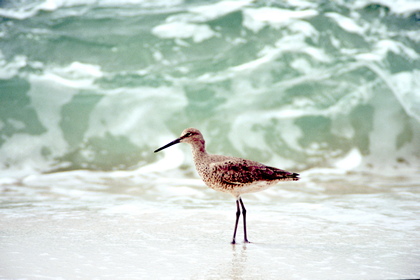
1,169,419,279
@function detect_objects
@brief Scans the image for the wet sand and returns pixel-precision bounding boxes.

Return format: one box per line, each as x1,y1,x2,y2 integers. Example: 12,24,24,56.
1,170,419,279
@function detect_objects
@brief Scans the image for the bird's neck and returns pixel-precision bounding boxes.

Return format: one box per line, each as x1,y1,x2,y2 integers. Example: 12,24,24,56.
191,140,207,160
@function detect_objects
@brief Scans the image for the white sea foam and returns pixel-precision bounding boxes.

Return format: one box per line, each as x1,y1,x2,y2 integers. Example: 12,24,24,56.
38,66,101,90
0,0,184,19
229,34,328,75
158,0,251,26
135,147,185,174
286,0,318,9
357,42,420,123
53,61,103,79
84,86,187,145
0,8,37,20
0,133,59,174
0,0,72,20
152,22,216,43
0,56,189,176
243,7,318,32
374,39,419,60
0,70,88,175
355,0,420,16
287,20,318,38
326,12,366,35
188,0,253,21
0,54,27,79
334,148,363,170
389,71,420,123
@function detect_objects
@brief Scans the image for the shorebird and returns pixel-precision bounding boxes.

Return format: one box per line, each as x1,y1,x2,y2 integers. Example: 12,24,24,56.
154,128,299,244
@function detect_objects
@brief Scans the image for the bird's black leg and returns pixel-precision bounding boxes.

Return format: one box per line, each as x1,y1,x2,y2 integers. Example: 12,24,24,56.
239,198,250,243
231,199,241,244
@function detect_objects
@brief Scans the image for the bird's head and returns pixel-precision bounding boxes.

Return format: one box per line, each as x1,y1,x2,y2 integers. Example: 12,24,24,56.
154,128,204,153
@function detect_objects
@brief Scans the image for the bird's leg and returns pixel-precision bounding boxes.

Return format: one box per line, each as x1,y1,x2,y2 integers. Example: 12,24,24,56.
231,199,241,244
239,198,250,243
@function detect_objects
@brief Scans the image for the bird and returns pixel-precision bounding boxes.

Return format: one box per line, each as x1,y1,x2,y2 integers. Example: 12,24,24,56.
154,128,299,244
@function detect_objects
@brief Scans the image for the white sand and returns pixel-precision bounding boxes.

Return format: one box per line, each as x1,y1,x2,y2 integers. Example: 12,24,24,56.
1,170,419,279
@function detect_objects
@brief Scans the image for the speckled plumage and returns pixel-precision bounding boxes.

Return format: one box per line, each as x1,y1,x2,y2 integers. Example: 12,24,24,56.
154,127,299,244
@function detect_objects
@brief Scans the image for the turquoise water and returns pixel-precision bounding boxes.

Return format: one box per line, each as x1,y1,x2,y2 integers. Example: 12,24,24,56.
1,0,420,279
1,0,419,174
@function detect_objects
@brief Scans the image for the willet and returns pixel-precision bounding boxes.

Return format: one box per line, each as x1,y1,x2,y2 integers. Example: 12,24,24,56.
154,128,299,244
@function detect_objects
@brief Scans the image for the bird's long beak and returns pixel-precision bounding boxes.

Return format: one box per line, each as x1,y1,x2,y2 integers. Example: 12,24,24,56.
154,138,181,153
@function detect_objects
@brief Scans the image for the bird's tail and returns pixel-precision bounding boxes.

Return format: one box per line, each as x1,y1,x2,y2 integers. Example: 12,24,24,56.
267,167,300,181
279,171,300,181
289,172,300,181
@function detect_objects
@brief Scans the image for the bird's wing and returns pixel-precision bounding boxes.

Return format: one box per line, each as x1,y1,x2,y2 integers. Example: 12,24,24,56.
210,159,299,185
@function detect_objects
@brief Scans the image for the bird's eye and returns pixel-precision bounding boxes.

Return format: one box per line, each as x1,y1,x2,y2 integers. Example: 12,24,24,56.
184,132,192,137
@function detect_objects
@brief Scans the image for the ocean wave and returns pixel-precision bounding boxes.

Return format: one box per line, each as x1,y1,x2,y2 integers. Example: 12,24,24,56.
0,0,419,177
355,0,420,16
243,7,318,32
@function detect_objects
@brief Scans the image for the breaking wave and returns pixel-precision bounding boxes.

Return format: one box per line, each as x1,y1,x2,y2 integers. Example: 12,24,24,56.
1,0,419,177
